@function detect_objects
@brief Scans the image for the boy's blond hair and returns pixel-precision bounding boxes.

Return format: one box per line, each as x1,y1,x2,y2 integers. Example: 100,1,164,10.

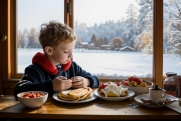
39,21,77,51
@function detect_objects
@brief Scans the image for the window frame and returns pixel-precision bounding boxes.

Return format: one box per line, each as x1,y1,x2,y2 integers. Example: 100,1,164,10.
0,0,163,93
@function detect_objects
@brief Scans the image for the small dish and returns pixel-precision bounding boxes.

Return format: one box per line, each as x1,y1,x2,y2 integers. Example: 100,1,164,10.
17,91,48,108
121,80,153,95
134,94,179,108
93,89,135,101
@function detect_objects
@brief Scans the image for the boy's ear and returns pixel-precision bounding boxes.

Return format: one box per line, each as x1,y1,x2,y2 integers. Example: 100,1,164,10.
44,46,53,55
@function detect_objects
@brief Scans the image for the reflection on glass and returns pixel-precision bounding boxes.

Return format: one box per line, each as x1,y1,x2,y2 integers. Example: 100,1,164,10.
163,0,181,75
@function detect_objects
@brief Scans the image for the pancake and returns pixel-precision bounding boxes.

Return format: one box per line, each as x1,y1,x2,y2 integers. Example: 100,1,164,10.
68,87,89,100
58,87,92,101
58,90,75,101
75,87,92,101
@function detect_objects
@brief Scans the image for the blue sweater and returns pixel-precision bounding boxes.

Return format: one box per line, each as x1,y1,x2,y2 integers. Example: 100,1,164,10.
14,61,100,100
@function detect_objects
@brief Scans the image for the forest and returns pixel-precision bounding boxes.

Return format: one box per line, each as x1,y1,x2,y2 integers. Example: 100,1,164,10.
17,0,181,56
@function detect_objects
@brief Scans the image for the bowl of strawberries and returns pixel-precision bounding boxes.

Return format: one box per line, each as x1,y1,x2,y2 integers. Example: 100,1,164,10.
121,75,153,95
17,91,48,108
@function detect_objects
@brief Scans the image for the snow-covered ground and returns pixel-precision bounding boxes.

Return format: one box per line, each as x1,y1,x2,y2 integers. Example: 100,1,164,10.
18,48,181,78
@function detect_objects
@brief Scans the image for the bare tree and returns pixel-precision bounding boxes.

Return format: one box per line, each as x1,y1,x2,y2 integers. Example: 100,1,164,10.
164,0,181,59
109,37,123,50
96,38,104,47
75,37,82,48
135,31,153,54
17,30,24,48
28,28,37,47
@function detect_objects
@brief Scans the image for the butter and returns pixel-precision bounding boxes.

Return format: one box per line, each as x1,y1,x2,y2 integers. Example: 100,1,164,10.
61,90,70,95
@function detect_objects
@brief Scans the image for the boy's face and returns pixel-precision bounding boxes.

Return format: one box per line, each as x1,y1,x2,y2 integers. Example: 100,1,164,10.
48,40,75,66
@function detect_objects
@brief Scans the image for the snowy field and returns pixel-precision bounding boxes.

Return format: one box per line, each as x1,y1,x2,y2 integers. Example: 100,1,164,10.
18,48,181,78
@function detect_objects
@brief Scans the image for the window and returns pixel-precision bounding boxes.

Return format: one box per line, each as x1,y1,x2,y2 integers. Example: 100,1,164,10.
0,0,164,87
74,0,153,78
17,0,155,78
17,0,64,73
163,0,181,76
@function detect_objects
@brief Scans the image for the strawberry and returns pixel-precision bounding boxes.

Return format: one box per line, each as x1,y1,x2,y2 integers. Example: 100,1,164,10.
116,82,120,86
128,75,142,85
98,83,108,91
133,77,142,85
128,76,135,82
122,80,129,86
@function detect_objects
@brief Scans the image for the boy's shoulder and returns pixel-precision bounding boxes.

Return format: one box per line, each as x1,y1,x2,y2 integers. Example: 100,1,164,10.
25,64,46,75
25,64,43,70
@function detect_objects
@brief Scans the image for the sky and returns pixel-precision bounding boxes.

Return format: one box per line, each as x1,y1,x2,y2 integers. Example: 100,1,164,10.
17,0,140,31
18,0,64,31
74,0,139,27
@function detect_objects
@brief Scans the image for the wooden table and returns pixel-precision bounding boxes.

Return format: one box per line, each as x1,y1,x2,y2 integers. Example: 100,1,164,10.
0,95,180,120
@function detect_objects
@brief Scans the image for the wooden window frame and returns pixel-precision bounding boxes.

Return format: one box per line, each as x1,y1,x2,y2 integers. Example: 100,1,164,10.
0,0,163,94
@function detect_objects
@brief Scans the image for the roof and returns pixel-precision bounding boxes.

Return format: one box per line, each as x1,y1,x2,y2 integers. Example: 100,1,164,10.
120,45,134,51
80,42,88,45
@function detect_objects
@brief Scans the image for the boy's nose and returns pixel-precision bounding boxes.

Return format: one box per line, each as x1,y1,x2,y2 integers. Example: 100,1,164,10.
68,53,73,58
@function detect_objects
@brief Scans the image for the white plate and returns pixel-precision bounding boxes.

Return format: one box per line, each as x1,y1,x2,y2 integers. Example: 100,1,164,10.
93,89,135,101
134,94,179,108
53,92,97,103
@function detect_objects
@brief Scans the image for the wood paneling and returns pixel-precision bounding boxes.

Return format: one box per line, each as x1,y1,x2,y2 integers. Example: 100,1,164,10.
2,79,19,95
0,0,8,95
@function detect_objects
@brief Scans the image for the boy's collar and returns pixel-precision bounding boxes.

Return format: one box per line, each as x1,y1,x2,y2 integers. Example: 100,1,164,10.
32,52,71,75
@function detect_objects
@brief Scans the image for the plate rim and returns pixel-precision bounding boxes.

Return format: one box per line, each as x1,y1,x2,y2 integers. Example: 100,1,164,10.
93,89,135,101
52,92,97,103
134,93,178,108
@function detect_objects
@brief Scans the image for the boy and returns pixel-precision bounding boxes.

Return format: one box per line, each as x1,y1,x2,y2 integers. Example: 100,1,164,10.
14,21,100,100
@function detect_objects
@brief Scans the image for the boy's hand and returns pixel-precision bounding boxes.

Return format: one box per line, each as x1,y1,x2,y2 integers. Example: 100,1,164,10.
52,76,72,92
71,76,90,88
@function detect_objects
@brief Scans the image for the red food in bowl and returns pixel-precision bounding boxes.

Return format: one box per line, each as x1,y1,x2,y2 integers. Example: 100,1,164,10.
128,75,142,85
22,92,45,98
17,91,48,108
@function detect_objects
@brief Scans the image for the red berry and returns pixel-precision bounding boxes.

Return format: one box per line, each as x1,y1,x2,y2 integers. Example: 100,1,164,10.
128,75,142,85
98,83,107,91
116,82,120,86
122,80,129,86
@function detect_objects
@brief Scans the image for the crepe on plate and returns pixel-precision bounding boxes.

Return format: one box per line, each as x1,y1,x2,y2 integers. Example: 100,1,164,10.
58,87,92,101
99,81,128,97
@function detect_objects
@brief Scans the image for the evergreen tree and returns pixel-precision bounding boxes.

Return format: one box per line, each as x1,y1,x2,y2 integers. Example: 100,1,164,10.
124,3,139,46
89,34,97,45
135,0,153,54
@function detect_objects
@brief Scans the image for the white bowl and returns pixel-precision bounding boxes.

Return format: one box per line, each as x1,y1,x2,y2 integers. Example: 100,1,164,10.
17,91,48,108
121,80,153,95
